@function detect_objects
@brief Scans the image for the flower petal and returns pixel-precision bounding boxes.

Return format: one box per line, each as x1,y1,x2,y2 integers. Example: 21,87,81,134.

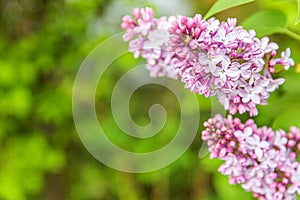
255,148,263,159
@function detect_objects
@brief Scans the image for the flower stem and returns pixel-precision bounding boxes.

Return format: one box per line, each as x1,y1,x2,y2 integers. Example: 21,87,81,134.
285,29,300,41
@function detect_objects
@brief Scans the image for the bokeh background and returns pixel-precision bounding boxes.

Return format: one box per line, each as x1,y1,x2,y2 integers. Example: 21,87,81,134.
1,0,300,199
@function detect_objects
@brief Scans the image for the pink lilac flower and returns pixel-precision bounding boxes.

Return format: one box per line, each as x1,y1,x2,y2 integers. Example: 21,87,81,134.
121,7,294,116
168,14,294,117
270,48,295,70
121,7,179,79
203,115,300,200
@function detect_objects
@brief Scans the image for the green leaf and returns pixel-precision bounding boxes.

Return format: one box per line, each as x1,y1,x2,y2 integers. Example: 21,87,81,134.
272,109,300,130
213,173,253,200
242,10,287,37
204,0,255,19
297,0,300,24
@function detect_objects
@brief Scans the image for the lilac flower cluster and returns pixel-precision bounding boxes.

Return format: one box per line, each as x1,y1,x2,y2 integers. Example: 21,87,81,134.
121,7,179,79
121,7,294,116
202,114,300,200
168,15,294,116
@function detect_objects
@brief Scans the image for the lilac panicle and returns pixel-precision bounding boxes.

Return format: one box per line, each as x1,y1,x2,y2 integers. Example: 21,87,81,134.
203,115,300,200
121,7,294,116
168,15,294,117
121,7,179,79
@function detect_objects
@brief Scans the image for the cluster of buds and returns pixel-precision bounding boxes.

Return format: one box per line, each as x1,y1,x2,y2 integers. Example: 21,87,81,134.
121,7,294,116
203,115,300,200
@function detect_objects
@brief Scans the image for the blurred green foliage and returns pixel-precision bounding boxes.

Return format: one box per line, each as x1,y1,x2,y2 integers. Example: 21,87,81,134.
0,0,300,199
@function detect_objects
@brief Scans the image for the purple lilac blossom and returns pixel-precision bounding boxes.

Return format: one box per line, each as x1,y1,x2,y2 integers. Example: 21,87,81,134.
203,114,300,200
168,14,294,117
121,7,179,79
121,7,294,116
